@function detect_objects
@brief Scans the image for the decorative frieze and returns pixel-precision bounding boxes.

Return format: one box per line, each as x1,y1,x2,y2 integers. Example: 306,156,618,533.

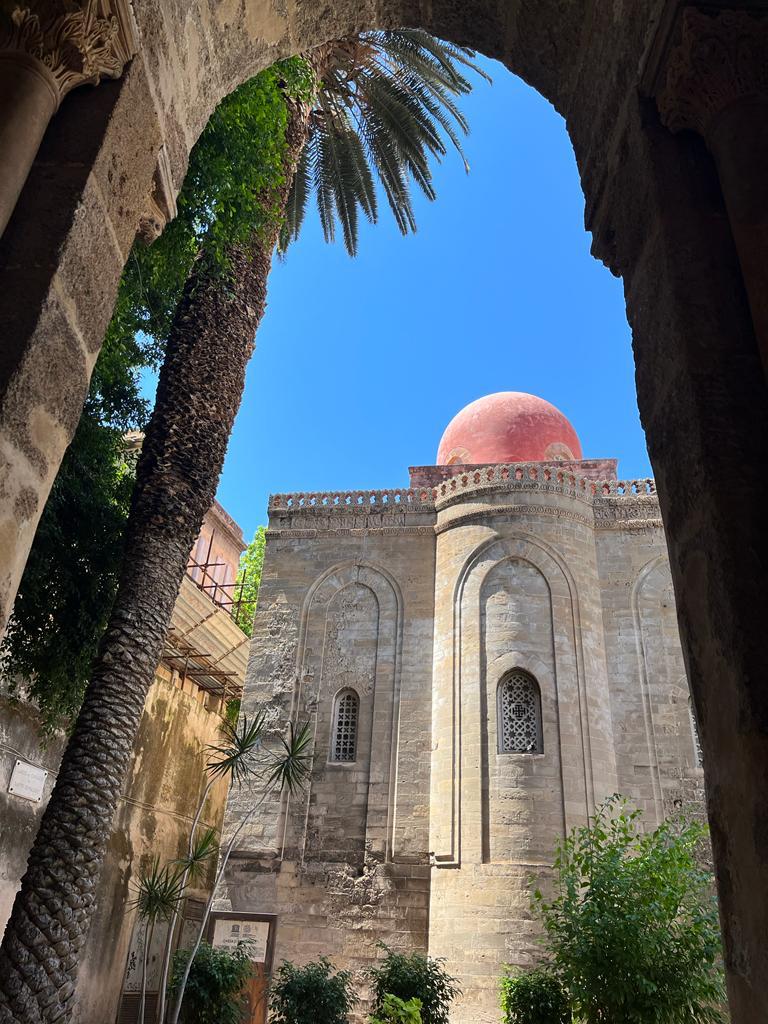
657,7,768,136
0,0,137,108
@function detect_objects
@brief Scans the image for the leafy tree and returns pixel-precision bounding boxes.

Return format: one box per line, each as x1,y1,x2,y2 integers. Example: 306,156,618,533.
534,797,726,1024
233,526,266,637
369,947,460,1024
169,942,253,1024
0,36,484,1022
500,966,569,1024
270,958,357,1024
370,994,423,1024
0,332,152,730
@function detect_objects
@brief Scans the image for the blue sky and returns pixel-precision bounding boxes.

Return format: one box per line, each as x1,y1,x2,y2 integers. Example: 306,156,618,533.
144,55,651,542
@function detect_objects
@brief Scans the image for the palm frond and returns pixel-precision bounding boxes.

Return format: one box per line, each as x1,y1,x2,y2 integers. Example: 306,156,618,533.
279,143,312,252
177,827,218,883
291,28,488,253
130,858,186,923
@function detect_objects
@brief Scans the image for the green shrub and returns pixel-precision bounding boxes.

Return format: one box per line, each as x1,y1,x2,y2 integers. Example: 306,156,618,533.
535,797,726,1024
270,957,357,1024
500,967,569,1024
370,993,423,1024
169,941,252,1024
368,948,459,1024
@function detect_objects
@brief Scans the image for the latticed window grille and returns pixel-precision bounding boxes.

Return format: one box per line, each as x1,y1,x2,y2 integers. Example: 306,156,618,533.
498,671,542,754
331,690,359,762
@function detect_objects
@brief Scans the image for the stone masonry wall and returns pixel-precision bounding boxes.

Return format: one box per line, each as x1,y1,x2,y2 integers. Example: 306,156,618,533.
222,503,436,1019
428,483,619,1024
595,522,706,825
221,471,705,1023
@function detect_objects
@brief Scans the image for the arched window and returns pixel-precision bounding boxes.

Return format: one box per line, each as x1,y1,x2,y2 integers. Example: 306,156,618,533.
331,689,359,763
498,671,542,754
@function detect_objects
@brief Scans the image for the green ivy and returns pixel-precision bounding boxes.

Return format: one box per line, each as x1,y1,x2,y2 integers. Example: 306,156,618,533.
2,60,308,730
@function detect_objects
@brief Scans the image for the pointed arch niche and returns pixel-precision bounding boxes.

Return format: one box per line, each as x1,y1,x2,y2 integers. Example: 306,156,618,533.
433,534,602,868
632,555,697,822
291,562,403,865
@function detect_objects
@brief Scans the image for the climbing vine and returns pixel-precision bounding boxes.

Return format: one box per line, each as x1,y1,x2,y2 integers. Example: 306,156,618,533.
1,59,309,730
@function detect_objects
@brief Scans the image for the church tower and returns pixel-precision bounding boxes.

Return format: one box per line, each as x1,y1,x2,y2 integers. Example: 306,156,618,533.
221,393,704,1023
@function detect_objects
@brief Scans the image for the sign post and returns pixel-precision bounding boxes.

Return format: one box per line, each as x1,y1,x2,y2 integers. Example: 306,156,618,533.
207,912,276,1024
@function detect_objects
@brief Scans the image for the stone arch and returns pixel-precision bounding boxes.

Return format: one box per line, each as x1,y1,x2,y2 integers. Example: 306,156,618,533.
289,561,403,862
3,1,768,1014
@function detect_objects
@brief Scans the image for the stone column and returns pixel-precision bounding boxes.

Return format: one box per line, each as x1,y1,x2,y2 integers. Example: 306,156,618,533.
658,8,768,378
0,1,137,237
587,84,768,1022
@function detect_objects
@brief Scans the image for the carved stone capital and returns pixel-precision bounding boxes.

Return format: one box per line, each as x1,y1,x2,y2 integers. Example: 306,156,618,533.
0,0,137,108
658,7,768,137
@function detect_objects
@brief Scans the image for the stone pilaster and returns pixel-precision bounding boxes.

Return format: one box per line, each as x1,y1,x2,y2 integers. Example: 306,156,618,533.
0,1,137,237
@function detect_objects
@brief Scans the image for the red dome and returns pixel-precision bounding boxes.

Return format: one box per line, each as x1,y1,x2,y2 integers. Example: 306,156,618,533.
437,392,582,465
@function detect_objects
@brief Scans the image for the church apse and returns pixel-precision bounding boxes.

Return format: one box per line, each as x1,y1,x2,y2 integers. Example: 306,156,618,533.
220,391,700,1023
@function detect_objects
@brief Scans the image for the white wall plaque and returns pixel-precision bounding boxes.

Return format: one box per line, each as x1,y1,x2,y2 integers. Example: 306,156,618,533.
211,918,270,963
8,760,47,802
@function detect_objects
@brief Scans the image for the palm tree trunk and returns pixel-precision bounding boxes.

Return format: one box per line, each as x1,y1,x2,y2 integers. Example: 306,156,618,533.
0,90,313,1024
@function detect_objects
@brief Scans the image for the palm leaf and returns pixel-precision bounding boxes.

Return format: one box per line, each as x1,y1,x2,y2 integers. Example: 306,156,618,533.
287,28,488,252
280,143,312,252
130,858,186,923
177,826,218,883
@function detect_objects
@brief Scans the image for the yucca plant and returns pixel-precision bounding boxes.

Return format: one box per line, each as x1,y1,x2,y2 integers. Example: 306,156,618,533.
168,720,313,1024
155,714,267,1022
130,860,186,1024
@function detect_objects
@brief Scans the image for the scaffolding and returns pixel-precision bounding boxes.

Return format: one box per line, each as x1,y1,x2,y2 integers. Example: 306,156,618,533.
161,570,250,704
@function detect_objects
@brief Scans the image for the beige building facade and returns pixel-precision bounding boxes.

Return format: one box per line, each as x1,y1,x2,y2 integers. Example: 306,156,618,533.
222,392,704,1022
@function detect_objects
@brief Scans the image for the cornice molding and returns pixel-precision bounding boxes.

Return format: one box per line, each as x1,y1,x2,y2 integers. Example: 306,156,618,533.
0,0,137,108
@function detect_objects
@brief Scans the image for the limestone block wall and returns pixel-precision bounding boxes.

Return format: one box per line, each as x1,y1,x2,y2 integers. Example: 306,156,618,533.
0,673,230,1024
222,499,437,1015
220,471,706,1023
595,516,705,823
428,482,619,1024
